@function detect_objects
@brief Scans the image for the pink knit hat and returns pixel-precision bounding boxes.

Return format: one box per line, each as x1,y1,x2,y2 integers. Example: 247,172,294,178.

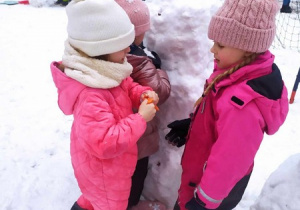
115,0,150,36
208,0,279,53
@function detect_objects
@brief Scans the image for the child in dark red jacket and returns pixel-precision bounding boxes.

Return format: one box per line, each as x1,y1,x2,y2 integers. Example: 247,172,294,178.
116,0,171,210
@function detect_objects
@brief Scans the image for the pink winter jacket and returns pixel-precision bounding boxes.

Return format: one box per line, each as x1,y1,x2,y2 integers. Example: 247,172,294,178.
50,61,151,210
127,54,171,159
178,51,289,209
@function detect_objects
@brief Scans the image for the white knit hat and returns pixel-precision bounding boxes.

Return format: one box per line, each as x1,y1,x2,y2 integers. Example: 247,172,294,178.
66,0,135,57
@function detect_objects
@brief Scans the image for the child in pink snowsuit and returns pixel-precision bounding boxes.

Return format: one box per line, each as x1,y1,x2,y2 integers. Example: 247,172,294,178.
166,0,289,209
50,0,159,209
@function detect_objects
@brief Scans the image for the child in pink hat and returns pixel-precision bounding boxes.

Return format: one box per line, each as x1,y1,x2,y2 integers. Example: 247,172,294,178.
166,0,289,209
115,0,171,210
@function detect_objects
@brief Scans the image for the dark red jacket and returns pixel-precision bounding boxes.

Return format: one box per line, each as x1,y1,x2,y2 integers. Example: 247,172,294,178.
128,53,171,159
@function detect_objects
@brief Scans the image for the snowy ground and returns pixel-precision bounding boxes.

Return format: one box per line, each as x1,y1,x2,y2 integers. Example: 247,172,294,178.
1,1,300,210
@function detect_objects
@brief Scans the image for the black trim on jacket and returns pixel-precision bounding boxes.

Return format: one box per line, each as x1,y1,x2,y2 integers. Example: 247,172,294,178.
247,63,283,100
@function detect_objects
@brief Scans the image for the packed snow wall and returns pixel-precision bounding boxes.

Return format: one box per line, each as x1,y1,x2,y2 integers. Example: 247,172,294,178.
141,0,222,208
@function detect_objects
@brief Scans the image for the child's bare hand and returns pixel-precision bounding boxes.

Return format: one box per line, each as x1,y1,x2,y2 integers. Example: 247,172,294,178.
141,91,159,105
138,99,157,122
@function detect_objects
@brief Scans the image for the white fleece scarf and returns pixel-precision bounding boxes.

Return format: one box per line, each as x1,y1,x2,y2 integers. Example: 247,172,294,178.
62,41,133,89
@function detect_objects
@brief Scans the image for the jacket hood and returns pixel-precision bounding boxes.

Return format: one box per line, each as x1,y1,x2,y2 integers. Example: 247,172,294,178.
50,61,86,115
247,64,288,135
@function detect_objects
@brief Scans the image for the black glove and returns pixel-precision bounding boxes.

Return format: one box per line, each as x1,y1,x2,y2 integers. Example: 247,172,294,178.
165,118,191,147
185,193,209,210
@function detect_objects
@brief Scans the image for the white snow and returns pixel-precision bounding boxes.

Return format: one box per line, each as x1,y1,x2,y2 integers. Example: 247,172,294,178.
1,1,300,210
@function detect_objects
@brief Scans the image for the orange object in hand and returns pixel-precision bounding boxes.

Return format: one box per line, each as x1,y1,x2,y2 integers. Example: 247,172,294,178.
144,95,159,111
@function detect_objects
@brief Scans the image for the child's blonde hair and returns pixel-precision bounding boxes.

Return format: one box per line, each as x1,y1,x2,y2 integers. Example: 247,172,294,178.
194,54,257,107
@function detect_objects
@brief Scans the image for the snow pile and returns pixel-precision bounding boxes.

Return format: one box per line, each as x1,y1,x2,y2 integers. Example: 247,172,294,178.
251,154,300,210
141,0,222,208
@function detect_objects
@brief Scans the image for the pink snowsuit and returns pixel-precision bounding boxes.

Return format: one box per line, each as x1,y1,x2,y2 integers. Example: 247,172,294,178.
50,61,151,210
178,51,289,209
